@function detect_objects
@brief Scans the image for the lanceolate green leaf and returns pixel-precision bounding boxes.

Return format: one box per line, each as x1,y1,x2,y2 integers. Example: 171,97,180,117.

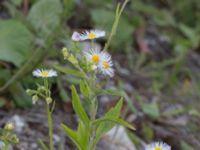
71,85,90,125
93,117,135,130
80,80,90,97
0,20,33,67
95,99,123,143
61,124,83,150
77,121,90,150
53,65,85,78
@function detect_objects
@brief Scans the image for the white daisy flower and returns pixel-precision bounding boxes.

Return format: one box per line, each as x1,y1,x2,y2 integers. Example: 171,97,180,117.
84,49,103,65
83,30,105,40
32,69,57,78
72,32,82,41
145,141,171,150
99,51,114,77
72,30,105,41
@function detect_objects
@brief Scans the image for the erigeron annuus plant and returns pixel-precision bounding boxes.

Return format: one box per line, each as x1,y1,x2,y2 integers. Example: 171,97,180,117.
27,0,136,150
26,69,57,150
60,1,135,150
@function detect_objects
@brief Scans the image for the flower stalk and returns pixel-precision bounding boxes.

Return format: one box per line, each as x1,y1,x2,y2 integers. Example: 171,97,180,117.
44,78,54,150
27,69,57,150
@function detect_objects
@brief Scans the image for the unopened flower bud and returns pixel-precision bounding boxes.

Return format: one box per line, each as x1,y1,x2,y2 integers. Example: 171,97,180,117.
26,89,33,96
46,97,52,104
4,122,14,131
10,135,19,144
37,86,46,92
62,47,69,59
32,95,39,104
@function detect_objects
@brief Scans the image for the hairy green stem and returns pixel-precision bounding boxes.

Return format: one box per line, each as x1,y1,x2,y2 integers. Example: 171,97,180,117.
44,78,53,150
46,104,53,150
4,143,9,150
88,75,97,150
103,0,129,51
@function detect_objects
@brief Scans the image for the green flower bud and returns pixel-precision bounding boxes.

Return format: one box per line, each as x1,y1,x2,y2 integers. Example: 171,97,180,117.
32,95,39,104
10,135,19,144
37,86,46,92
26,89,33,96
62,47,69,59
62,47,79,68
4,122,14,131
46,97,52,104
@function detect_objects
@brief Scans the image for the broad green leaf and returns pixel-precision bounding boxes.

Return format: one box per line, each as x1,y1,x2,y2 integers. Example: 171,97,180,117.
95,99,123,143
63,0,75,19
61,124,83,150
28,0,62,37
0,69,11,86
11,0,23,6
79,80,90,97
0,20,32,67
142,102,160,119
54,65,85,78
71,86,90,125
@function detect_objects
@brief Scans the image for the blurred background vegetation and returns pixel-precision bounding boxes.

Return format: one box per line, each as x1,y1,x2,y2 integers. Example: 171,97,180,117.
0,0,200,149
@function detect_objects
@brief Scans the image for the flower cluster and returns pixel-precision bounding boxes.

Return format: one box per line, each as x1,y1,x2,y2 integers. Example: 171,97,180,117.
84,49,114,77
72,30,114,77
145,141,171,150
0,122,19,149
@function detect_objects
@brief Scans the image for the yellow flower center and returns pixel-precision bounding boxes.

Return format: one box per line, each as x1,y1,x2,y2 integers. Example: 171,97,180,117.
88,33,96,39
92,54,100,64
41,71,49,77
103,61,110,69
155,147,162,150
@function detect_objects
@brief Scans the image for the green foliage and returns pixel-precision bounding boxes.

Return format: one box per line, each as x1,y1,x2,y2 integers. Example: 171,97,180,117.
63,0,76,19
62,121,89,150
27,0,62,37
10,0,23,7
141,102,160,119
94,99,123,142
54,65,85,78
71,85,90,126
79,80,90,98
0,20,32,67
9,83,32,107
181,141,194,150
